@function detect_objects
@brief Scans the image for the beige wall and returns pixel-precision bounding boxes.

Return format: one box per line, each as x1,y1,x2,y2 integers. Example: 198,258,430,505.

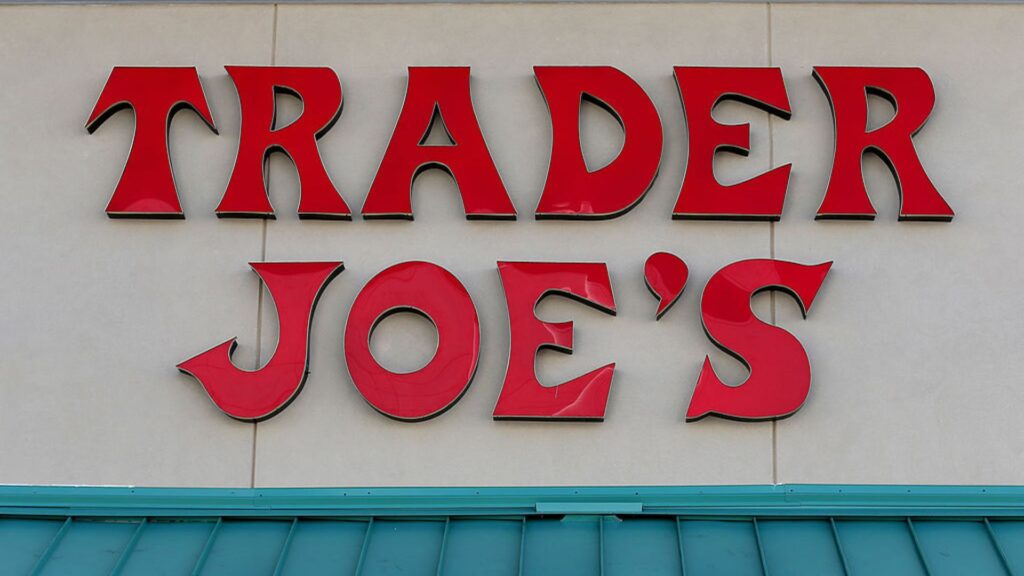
0,2,1020,488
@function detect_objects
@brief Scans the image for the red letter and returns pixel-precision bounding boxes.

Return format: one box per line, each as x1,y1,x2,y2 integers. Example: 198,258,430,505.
814,67,953,221
344,261,480,421
493,262,616,420
644,251,689,320
217,67,350,219
87,67,217,218
686,259,831,421
674,67,792,220
178,261,343,421
362,67,516,220
534,67,663,219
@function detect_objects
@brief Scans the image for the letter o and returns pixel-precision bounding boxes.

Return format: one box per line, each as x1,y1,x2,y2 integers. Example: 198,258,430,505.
344,261,480,421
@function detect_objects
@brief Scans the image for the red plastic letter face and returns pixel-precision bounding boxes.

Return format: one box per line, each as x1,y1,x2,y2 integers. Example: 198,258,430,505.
87,67,217,218
644,251,689,320
493,262,617,420
178,262,343,421
813,67,954,221
217,66,350,219
674,67,792,220
686,259,831,422
362,67,516,220
344,262,480,421
534,67,663,219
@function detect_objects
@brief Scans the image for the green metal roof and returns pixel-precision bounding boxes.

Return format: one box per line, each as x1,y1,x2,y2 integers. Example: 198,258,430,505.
2,485,1024,575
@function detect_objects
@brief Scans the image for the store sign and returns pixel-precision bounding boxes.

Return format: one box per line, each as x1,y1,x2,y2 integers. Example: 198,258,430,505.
88,66,953,424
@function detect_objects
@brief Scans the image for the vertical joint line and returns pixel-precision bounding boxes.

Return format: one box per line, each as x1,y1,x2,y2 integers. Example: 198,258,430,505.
435,517,451,576
767,0,776,266
29,517,72,576
252,234,265,489
906,518,934,576
766,1,775,178
767,0,777,265
354,518,374,576
191,518,223,576
272,518,299,576
598,517,606,576
254,1,277,492
771,419,778,485
110,518,148,576
829,517,851,576
752,518,770,576
767,1,778,489
984,518,1015,576
271,4,279,66
517,517,527,576
250,420,258,488
676,517,687,576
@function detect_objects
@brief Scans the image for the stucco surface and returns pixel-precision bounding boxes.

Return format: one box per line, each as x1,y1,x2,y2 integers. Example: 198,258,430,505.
0,2,1018,487
0,5,275,486
770,3,1024,484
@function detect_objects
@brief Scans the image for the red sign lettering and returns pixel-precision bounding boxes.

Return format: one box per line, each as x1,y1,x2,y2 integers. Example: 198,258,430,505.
217,66,350,219
813,66,954,221
88,65,953,221
534,66,663,219
493,261,618,420
87,65,956,425
88,67,216,218
644,251,689,320
686,259,832,421
362,67,516,220
673,67,792,220
177,262,343,421
344,261,480,421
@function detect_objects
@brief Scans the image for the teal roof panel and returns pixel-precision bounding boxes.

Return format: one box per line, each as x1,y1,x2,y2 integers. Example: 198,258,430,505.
362,519,445,576
991,521,1024,575
602,518,681,576
678,520,764,575
6,515,1024,576
833,520,928,576
441,519,521,576
3,485,1024,576
758,519,846,575
0,518,65,576
37,518,137,576
913,519,1009,576
199,519,291,575
522,518,600,576
278,519,366,576
119,519,215,576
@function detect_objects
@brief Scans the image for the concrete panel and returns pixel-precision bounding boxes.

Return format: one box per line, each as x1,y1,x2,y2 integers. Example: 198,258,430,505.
252,3,775,486
0,5,273,486
771,4,1024,483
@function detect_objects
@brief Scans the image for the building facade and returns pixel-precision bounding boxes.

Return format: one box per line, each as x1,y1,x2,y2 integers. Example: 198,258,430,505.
1,0,1023,573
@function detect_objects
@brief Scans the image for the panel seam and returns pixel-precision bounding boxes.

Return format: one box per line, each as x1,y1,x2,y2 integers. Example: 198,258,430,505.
767,0,779,488
251,2,279,491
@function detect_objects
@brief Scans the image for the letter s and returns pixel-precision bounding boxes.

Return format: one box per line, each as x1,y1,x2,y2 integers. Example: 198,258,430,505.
687,259,831,422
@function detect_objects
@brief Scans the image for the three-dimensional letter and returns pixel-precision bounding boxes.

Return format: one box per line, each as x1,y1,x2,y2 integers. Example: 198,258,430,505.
813,67,953,221
534,67,663,219
178,261,343,421
217,66,350,219
87,67,217,218
687,259,831,421
362,67,516,219
344,261,480,421
493,262,617,420
674,67,792,220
